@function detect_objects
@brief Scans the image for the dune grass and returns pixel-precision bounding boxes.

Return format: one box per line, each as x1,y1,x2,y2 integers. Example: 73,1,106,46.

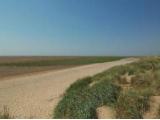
0,106,12,119
54,77,121,119
54,57,160,119
115,90,150,119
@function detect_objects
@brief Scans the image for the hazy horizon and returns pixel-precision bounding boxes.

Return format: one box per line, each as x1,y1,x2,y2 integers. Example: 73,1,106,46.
0,0,160,56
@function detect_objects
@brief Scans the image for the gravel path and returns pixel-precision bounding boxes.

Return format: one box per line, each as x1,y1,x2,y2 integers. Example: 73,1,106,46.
0,58,137,118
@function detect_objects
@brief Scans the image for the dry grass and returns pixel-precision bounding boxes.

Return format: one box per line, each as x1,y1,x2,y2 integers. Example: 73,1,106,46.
0,106,12,119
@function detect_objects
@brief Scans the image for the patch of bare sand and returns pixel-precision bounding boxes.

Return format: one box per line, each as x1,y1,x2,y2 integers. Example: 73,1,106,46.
96,106,115,119
0,58,137,118
143,96,160,119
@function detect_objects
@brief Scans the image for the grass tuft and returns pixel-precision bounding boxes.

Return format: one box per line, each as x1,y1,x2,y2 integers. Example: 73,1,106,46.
0,106,12,119
115,90,150,119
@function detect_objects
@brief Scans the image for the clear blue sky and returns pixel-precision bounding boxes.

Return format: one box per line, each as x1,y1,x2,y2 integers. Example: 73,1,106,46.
0,0,160,56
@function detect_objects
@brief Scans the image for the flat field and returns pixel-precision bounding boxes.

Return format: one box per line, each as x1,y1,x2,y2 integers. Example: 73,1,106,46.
0,56,124,79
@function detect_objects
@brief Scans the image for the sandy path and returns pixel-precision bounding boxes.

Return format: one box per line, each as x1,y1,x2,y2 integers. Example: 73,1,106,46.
0,58,137,118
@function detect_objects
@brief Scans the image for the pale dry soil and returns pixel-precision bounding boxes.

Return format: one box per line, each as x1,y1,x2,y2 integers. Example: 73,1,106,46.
0,58,137,118
96,106,115,119
143,96,160,119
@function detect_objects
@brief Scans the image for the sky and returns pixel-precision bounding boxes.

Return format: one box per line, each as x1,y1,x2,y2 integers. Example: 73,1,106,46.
0,0,160,56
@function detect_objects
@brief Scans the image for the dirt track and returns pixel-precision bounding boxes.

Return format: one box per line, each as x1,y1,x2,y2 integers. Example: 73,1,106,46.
0,58,137,118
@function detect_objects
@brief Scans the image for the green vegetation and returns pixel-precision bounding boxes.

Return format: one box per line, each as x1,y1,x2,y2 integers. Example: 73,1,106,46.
54,57,160,119
0,56,124,67
54,77,121,119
